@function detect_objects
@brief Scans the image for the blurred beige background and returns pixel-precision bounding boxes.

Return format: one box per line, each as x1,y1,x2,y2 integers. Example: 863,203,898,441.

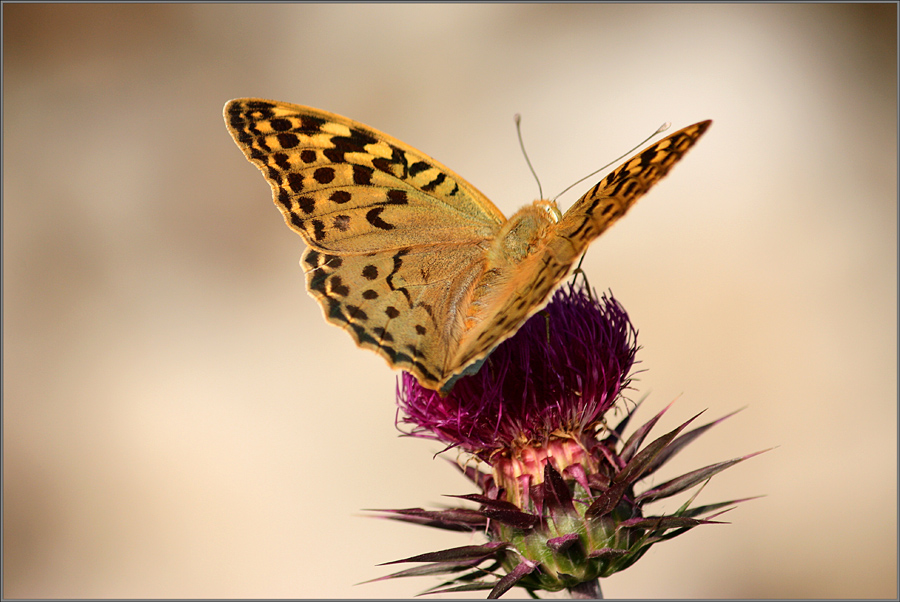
3,4,896,599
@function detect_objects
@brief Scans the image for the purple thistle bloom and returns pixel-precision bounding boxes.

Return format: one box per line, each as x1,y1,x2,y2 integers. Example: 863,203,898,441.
397,279,638,460
372,277,764,599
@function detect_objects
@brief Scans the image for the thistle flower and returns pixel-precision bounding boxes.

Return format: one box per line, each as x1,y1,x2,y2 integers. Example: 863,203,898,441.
371,278,762,599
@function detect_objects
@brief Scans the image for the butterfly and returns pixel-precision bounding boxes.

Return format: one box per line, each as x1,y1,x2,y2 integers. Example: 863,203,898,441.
224,99,710,393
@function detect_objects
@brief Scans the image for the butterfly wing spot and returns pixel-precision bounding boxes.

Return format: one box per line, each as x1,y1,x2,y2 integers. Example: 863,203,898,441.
272,153,291,169
297,196,317,214
408,161,430,176
386,190,409,205
366,207,395,230
313,167,334,184
286,172,304,192
226,99,709,391
333,215,352,232
386,249,413,306
327,276,350,297
267,119,291,132
416,302,435,321
345,304,368,321
361,264,379,280
372,327,394,342
311,220,326,242
303,248,321,270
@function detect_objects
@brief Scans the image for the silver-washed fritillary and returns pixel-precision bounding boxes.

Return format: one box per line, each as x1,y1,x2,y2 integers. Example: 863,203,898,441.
224,99,710,393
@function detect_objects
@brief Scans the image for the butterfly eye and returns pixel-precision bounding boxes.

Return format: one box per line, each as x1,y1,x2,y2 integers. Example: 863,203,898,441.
537,200,562,223
549,204,562,222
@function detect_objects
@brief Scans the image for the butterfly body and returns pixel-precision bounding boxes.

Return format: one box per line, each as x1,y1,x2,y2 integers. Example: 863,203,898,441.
225,99,710,392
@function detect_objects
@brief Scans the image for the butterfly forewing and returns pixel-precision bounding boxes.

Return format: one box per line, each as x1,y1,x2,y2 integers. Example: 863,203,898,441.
224,99,505,254
554,120,712,251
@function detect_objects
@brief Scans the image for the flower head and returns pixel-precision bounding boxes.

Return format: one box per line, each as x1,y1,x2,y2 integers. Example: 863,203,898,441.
372,278,762,598
398,281,637,460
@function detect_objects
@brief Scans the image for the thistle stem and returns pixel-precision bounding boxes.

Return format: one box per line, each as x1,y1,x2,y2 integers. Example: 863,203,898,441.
568,578,603,599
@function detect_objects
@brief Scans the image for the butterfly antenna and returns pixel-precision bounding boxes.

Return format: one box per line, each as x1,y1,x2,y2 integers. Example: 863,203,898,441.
515,114,543,200
552,121,672,202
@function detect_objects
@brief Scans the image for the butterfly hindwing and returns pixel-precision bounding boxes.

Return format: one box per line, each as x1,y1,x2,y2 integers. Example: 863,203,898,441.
302,243,488,385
